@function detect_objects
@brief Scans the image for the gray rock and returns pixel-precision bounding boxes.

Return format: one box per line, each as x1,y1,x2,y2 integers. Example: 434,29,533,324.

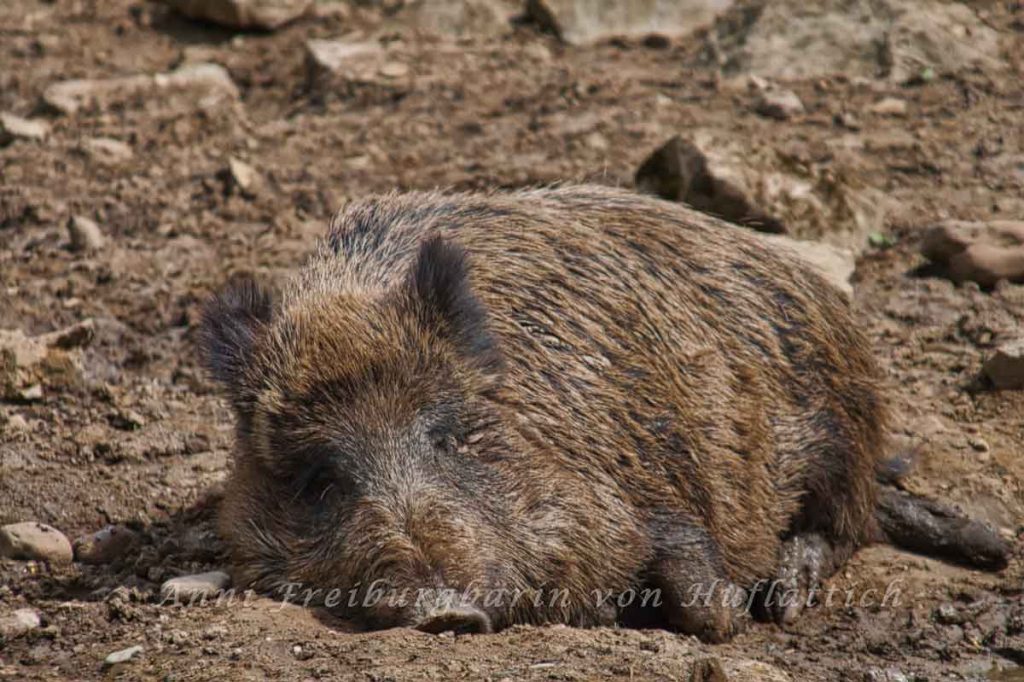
44,63,238,115
160,571,231,603
304,39,412,102
0,608,41,640
984,340,1024,390
163,0,313,30
527,0,733,45
68,215,105,252
754,88,805,120
103,645,143,667
393,0,515,39
73,525,138,564
714,0,1002,82
0,113,50,145
0,522,73,564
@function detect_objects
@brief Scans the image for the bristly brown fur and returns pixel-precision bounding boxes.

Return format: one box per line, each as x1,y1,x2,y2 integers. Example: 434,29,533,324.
202,185,887,640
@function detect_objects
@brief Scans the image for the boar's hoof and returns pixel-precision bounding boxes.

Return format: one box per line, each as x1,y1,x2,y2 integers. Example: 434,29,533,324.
759,532,846,626
416,605,492,635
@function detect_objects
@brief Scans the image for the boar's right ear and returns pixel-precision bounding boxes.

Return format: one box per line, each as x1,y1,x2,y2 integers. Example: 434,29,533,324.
200,275,274,392
409,236,503,375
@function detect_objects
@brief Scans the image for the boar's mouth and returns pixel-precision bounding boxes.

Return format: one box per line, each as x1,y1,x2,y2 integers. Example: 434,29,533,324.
415,603,492,635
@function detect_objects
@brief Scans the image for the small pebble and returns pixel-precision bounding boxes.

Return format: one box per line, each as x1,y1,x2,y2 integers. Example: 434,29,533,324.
3,414,29,433
0,112,50,144
67,215,105,252
83,137,133,164
227,157,260,196
968,437,990,453
834,111,861,130
869,97,908,116
160,571,231,603
0,608,41,640
0,522,73,564
935,603,962,624
73,525,138,564
754,88,805,120
103,645,143,667
378,61,409,79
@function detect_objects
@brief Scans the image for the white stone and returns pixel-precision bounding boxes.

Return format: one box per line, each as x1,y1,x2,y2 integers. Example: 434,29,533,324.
0,113,50,144
161,571,231,603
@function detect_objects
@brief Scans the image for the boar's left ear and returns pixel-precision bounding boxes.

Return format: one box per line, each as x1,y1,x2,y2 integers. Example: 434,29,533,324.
200,274,274,393
409,236,503,374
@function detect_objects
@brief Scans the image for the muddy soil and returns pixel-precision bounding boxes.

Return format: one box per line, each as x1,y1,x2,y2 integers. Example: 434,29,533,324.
2,1,1024,679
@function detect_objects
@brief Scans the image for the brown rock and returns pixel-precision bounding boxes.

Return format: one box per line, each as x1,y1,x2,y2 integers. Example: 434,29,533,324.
73,525,138,564
162,0,313,30
984,341,1024,390
635,135,785,234
392,0,515,39
0,522,73,564
921,220,1024,287
68,215,105,252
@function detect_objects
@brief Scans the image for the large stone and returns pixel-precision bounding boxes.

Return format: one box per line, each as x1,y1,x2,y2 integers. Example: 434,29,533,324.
162,0,313,30
43,63,238,115
714,0,1002,82
921,220,1024,288
635,133,886,252
0,522,73,564
526,0,734,45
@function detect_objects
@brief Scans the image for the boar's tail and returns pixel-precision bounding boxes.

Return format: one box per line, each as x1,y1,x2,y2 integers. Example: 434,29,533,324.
873,451,1010,571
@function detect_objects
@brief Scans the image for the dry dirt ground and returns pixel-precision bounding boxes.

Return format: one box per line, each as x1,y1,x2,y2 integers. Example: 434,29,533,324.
2,0,1024,679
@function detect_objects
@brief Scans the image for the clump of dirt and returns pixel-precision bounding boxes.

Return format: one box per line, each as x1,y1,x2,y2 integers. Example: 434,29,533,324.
1,0,1023,679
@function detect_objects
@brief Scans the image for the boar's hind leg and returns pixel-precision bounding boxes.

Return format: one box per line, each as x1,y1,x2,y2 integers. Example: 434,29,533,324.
645,523,749,643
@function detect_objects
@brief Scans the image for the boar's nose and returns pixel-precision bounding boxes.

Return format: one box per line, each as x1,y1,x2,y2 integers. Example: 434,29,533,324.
415,605,492,635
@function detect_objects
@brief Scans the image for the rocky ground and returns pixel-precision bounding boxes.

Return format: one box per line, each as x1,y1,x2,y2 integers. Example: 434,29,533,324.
1,0,1024,679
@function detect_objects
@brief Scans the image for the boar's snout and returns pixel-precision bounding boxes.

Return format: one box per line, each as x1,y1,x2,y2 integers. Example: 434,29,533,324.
416,604,492,635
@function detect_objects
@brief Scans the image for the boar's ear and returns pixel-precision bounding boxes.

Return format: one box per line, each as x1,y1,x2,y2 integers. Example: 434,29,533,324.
200,274,274,393
409,236,503,374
